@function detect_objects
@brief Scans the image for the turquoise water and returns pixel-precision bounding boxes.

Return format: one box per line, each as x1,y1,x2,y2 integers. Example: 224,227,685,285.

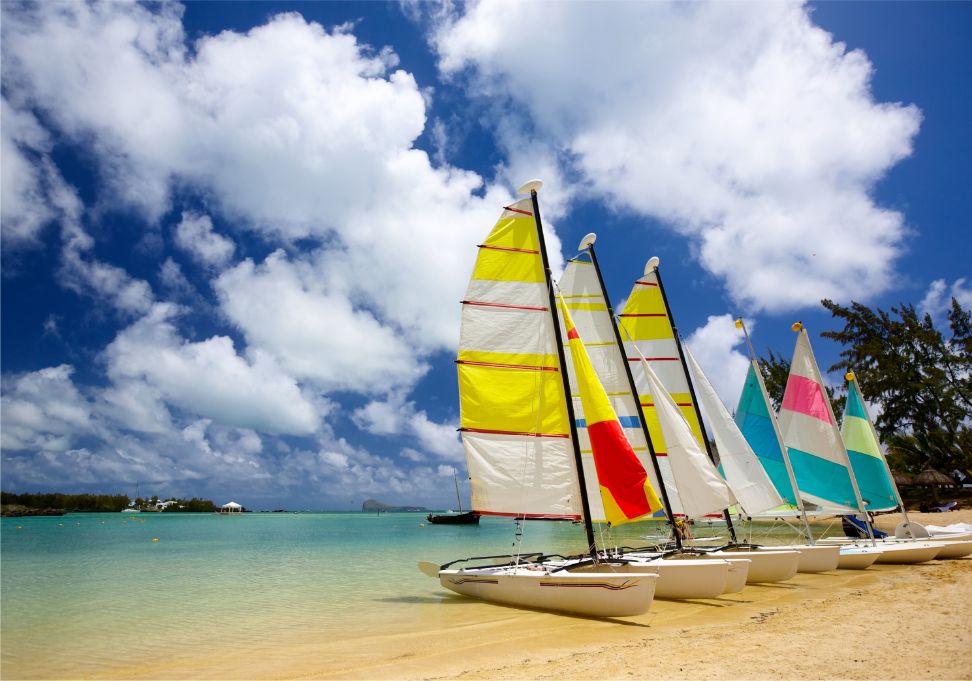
1,511,827,678
0,512,597,678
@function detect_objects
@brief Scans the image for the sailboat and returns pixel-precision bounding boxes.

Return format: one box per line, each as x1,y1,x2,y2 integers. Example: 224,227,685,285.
556,246,795,585
552,239,748,598
682,342,841,573
821,371,972,558
426,471,479,524
609,256,800,583
778,324,942,565
422,181,660,617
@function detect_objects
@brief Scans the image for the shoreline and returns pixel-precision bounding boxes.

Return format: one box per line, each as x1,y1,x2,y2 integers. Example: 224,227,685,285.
89,513,971,680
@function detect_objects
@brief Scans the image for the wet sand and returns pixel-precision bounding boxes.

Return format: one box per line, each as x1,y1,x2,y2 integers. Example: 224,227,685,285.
95,510,972,680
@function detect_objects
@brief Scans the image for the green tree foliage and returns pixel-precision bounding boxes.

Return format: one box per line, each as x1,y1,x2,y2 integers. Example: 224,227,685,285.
820,298,972,474
0,492,129,512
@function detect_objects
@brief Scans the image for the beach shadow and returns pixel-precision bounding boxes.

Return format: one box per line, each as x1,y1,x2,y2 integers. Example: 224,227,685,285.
655,597,734,608
375,595,449,604
390,593,653,625
747,582,798,590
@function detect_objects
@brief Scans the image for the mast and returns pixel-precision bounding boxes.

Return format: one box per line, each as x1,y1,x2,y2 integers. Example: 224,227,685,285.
794,324,875,546
453,471,463,513
522,181,597,554
846,370,915,539
584,237,682,551
736,318,814,544
650,260,738,543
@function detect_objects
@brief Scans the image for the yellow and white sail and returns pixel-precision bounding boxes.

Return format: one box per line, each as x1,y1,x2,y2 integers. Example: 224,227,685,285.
615,258,735,518
457,198,582,519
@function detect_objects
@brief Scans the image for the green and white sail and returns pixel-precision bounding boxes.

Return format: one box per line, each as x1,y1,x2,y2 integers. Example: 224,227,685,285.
841,372,898,511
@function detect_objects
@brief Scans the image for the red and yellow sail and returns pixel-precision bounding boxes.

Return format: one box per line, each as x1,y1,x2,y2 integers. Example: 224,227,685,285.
560,298,661,525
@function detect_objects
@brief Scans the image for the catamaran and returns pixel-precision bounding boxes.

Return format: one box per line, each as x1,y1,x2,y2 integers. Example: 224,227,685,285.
551,238,749,598
421,181,660,617
817,370,972,559
607,256,800,583
777,324,943,565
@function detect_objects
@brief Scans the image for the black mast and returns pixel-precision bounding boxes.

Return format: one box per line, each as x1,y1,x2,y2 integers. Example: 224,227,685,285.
651,261,739,544
525,183,597,555
584,239,683,552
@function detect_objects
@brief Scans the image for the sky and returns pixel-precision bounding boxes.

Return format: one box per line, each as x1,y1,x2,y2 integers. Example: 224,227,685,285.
2,1,970,511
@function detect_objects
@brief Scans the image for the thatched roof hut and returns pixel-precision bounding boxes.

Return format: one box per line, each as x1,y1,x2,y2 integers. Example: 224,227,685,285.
914,468,956,487
892,471,915,487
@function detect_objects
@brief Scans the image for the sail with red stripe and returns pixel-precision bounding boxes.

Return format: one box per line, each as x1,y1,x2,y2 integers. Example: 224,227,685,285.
457,198,582,519
560,297,661,525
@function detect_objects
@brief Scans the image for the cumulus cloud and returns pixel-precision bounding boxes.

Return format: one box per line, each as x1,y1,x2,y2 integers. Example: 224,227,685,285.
684,315,752,411
433,1,921,313
920,278,972,323
104,303,320,435
173,212,235,267
353,392,460,460
2,0,520,380
0,365,93,452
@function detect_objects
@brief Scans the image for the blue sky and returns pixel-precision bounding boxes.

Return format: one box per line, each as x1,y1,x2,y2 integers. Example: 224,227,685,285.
2,1,969,511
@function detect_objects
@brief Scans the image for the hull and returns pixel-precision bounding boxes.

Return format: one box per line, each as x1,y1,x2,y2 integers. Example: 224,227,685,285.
553,555,733,600
439,567,658,617
785,544,841,573
933,540,972,559
837,546,881,569
721,558,752,593
874,543,943,564
634,557,730,600
710,549,800,583
426,512,480,525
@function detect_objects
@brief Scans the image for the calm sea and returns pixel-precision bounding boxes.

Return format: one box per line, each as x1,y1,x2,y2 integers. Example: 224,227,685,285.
1,511,821,678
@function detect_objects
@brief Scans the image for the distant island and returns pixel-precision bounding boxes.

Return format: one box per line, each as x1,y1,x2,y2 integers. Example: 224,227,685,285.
361,499,428,513
1,491,218,516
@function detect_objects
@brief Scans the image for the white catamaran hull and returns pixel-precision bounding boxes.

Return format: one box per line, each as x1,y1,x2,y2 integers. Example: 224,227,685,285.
553,555,736,600
932,540,972,559
874,542,943,564
439,567,659,617
823,538,957,562
721,558,752,593
836,546,882,569
778,544,841,573
627,557,731,599
710,549,800,583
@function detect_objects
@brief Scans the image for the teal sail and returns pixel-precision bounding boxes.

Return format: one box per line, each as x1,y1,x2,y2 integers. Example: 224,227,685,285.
734,363,797,506
841,375,898,511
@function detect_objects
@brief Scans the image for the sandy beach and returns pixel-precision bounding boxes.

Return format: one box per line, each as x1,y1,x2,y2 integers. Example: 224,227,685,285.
91,510,972,681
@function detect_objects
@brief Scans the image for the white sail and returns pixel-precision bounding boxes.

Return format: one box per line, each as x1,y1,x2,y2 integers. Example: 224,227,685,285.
457,198,582,519
635,352,736,518
558,256,661,521
684,344,784,515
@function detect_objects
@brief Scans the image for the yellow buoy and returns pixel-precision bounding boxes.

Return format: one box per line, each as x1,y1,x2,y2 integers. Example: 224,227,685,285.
151,537,160,542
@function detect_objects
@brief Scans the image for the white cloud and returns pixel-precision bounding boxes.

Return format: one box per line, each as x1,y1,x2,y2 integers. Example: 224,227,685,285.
104,303,320,435
434,1,920,313
0,98,57,247
173,212,235,267
0,365,93,452
684,314,752,411
920,278,972,323
215,250,428,393
353,392,460,460
2,1,525,379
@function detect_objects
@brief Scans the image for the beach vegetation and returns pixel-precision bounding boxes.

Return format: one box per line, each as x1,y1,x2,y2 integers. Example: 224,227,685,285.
755,297,971,477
